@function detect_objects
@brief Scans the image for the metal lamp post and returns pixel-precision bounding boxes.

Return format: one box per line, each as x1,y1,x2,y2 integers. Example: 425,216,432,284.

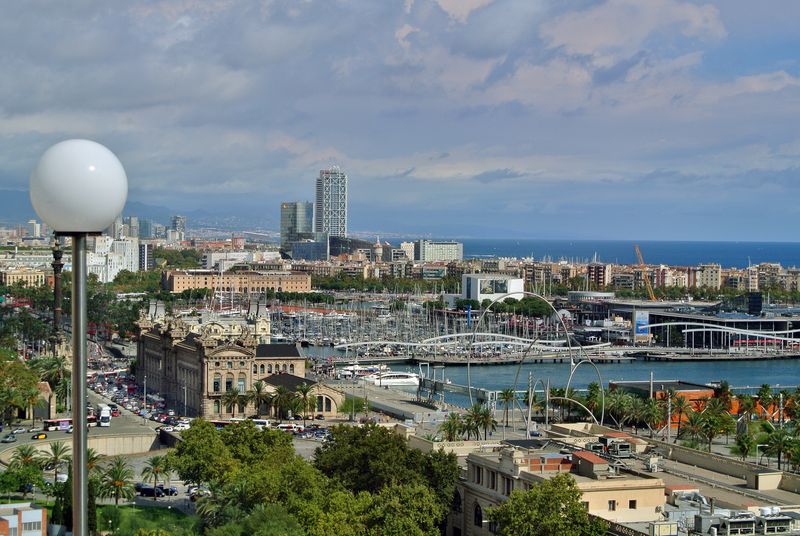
30,139,128,536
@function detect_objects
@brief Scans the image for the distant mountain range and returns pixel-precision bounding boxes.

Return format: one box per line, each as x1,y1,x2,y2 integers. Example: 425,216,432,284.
0,189,276,231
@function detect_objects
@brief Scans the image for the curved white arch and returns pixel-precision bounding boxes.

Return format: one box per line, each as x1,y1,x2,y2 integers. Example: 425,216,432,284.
464,291,605,426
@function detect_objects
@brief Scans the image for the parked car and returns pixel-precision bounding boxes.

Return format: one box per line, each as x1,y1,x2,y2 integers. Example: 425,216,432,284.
31,433,47,440
315,414,325,420
139,486,165,498
1,434,17,443
157,484,179,496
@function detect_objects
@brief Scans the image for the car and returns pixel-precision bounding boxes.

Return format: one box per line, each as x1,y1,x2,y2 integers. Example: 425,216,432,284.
139,486,165,498
27,426,43,433
174,424,189,431
157,484,179,496
135,482,145,492
1,434,17,443
160,426,174,433
31,433,47,440
12,427,25,434
66,425,73,433
315,414,325,420
111,410,120,417
189,487,211,502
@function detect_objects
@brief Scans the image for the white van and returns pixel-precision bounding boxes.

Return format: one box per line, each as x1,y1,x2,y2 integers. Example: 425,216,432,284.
252,419,271,430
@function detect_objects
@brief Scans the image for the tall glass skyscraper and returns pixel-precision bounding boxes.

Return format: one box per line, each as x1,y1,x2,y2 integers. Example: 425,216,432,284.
280,201,314,247
314,167,348,238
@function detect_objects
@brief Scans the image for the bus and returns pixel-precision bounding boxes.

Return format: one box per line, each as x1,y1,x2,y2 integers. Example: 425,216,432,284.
43,416,98,431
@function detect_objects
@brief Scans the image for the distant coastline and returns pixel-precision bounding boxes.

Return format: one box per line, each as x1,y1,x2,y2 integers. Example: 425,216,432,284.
444,238,800,269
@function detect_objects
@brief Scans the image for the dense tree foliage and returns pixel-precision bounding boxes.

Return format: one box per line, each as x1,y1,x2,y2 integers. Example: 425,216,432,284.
166,420,458,535
313,424,459,514
488,473,607,536
153,248,202,269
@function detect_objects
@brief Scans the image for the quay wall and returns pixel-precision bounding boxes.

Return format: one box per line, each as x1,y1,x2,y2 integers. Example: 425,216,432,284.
0,433,159,466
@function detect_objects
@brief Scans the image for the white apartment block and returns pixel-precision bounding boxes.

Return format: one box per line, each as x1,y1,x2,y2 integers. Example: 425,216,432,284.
88,236,139,283
415,240,463,262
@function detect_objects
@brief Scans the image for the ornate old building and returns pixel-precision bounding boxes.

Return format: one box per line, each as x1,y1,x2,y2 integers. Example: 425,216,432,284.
136,313,310,418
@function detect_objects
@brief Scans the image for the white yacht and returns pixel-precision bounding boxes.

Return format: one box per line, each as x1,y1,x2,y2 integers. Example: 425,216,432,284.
362,371,421,387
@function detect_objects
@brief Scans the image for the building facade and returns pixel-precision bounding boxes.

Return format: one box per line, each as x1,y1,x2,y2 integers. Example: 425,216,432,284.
0,502,46,536
280,201,314,247
0,268,46,287
314,167,348,238
136,314,343,418
414,240,464,262
697,263,722,289
165,269,312,294
450,446,664,536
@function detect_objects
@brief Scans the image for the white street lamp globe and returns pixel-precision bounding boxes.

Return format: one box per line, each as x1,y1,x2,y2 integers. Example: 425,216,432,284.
29,139,128,233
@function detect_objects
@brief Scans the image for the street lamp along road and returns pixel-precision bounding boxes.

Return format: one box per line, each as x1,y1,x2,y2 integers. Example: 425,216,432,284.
30,139,128,536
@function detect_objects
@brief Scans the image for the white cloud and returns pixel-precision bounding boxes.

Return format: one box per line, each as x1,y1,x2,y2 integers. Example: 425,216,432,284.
541,0,725,66
434,0,494,23
395,24,420,50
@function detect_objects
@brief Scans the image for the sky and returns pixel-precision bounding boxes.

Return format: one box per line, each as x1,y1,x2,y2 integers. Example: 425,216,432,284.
1,0,800,240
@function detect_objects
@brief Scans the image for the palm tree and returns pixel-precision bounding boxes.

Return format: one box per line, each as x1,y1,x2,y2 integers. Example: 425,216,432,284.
20,386,42,427
294,383,313,426
606,391,635,431
703,397,727,418
141,455,169,501
54,378,70,409
731,432,756,462
86,447,103,475
672,395,691,442
478,405,497,440
757,384,773,419
737,394,756,422
438,412,464,442
10,444,41,469
714,380,733,411
638,398,663,438
762,422,793,470
464,404,483,440
585,382,602,417
683,410,704,444
222,387,241,418
247,381,271,418
498,388,515,429
100,456,136,505
40,441,71,485
272,386,295,421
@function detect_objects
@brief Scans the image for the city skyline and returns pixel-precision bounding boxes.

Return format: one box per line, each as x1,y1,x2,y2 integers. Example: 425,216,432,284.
1,2,800,240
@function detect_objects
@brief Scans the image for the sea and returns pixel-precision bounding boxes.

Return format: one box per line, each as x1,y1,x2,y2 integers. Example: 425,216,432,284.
454,239,800,268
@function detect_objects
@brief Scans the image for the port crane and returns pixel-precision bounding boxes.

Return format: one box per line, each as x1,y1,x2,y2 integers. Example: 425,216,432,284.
634,244,657,301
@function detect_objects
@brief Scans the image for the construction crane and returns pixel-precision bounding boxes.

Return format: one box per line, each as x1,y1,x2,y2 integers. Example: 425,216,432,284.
634,244,657,301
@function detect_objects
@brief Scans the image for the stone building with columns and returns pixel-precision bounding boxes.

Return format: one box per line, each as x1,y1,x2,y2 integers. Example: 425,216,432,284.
135,312,309,418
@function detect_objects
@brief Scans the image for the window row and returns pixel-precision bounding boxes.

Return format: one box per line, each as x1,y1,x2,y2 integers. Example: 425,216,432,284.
212,373,247,393
251,363,294,375
471,466,514,496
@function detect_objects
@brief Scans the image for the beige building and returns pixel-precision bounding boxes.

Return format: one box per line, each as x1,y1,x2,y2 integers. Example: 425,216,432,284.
0,268,46,287
165,269,311,294
137,314,304,417
697,263,722,290
449,445,665,536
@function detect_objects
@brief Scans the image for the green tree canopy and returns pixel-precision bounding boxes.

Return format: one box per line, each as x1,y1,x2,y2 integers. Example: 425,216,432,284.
487,473,607,536
167,419,237,485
